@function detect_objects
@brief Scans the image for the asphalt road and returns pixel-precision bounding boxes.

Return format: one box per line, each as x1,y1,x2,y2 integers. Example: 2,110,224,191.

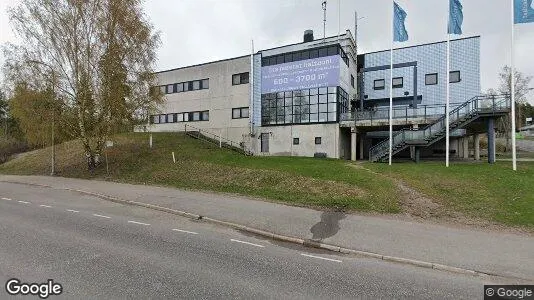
0,182,512,299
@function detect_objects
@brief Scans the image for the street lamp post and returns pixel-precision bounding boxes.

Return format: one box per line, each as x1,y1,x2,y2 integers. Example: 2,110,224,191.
28,60,56,176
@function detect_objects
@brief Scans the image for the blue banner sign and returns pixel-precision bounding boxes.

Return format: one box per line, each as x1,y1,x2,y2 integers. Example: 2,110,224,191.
261,55,340,94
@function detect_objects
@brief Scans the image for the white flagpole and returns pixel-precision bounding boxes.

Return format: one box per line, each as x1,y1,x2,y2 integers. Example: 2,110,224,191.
511,0,517,171
446,3,451,167
389,1,394,165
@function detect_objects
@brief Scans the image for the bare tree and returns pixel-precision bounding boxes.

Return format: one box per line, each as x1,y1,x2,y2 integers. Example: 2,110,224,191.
491,66,532,151
2,0,162,171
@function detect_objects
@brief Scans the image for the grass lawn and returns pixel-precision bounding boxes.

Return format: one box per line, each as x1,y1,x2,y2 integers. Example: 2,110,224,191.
364,161,534,228
1,132,533,229
0,133,400,213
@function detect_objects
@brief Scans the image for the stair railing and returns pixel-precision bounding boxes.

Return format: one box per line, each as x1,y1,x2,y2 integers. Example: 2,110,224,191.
368,94,510,162
184,124,252,155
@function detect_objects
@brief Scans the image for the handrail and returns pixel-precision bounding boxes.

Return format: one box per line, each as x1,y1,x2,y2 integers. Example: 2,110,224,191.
184,124,251,155
368,94,511,162
341,102,465,123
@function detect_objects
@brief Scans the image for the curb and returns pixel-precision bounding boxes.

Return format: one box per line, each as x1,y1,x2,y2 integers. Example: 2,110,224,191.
0,179,524,280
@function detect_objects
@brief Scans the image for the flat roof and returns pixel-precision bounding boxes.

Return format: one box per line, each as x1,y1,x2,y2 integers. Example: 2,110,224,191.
155,31,353,75
361,35,481,56
155,33,480,74
155,55,249,75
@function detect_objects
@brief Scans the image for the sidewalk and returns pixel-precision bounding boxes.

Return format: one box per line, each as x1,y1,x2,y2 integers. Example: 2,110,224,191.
1,175,533,280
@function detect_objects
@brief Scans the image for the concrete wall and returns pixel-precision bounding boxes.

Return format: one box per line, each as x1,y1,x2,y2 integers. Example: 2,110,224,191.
149,56,252,146
257,123,340,158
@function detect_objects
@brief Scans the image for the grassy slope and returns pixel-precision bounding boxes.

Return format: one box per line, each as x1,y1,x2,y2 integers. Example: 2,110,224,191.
0,133,400,213
365,161,534,227
1,132,533,228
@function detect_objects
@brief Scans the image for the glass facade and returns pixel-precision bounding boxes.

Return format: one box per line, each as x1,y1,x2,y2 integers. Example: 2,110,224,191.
261,44,349,68
261,86,348,126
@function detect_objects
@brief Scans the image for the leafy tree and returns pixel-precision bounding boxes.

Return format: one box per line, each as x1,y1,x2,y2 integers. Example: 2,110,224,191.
8,83,67,146
2,0,162,171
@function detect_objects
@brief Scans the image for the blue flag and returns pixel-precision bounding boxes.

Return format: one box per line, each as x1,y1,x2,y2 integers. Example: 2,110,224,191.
448,0,463,34
515,0,534,24
393,2,408,42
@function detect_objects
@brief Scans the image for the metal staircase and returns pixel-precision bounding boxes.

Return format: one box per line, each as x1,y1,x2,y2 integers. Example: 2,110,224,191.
369,95,510,162
184,124,253,156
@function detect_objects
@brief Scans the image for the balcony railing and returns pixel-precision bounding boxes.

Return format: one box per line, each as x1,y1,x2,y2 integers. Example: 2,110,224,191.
340,103,465,125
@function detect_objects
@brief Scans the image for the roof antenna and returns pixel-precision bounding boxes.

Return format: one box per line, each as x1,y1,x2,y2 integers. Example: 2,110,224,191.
322,1,327,43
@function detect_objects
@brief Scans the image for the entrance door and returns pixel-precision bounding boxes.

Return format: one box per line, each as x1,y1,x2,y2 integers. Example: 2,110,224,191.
261,133,269,153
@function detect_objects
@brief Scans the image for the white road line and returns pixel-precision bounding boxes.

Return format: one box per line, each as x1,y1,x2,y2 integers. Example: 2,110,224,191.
172,229,199,235
40,205,52,208
66,209,80,213
1,197,12,201
230,239,265,248
17,201,31,204
128,220,150,226
93,214,111,219
300,253,342,263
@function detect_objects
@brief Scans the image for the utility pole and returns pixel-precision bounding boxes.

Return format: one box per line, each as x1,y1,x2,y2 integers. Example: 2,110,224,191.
322,1,327,43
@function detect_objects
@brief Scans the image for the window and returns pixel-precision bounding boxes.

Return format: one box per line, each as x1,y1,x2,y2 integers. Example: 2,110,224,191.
191,111,200,121
351,75,355,88
177,113,184,122
449,71,461,83
293,138,300,145
261,86,345,126
159,86,166,95
152,115,160,124
201,111,209,121
159,115,167,124
232,72,249,85
315,137,322,145
176,83,184,93
166,84,174,94
192,80,200,90
167,113,175,123
374,79,385,90
184,82,192,92
260,45,348,67
392,77,404,89
201,79,209,89
232,107,249,119
425,73,438,85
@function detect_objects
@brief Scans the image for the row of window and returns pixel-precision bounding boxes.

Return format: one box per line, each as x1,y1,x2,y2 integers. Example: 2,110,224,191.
152,111,210,124
261,44,350,67
152,107,251,124
158,72,251,95
159,79,209,95
373,71,461,90
293,137,322,145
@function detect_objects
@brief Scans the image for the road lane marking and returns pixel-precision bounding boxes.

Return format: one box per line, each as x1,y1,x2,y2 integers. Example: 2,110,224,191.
66,209,80,213
17,201,31,204
172,229,199,235
93,214,111,219
1,197,12,201
128,220,150,226
230,239,265,248
40,205,52,208
300,253,342,263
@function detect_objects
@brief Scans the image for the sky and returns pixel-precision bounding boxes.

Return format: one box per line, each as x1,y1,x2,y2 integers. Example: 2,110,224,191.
1,0,533,101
